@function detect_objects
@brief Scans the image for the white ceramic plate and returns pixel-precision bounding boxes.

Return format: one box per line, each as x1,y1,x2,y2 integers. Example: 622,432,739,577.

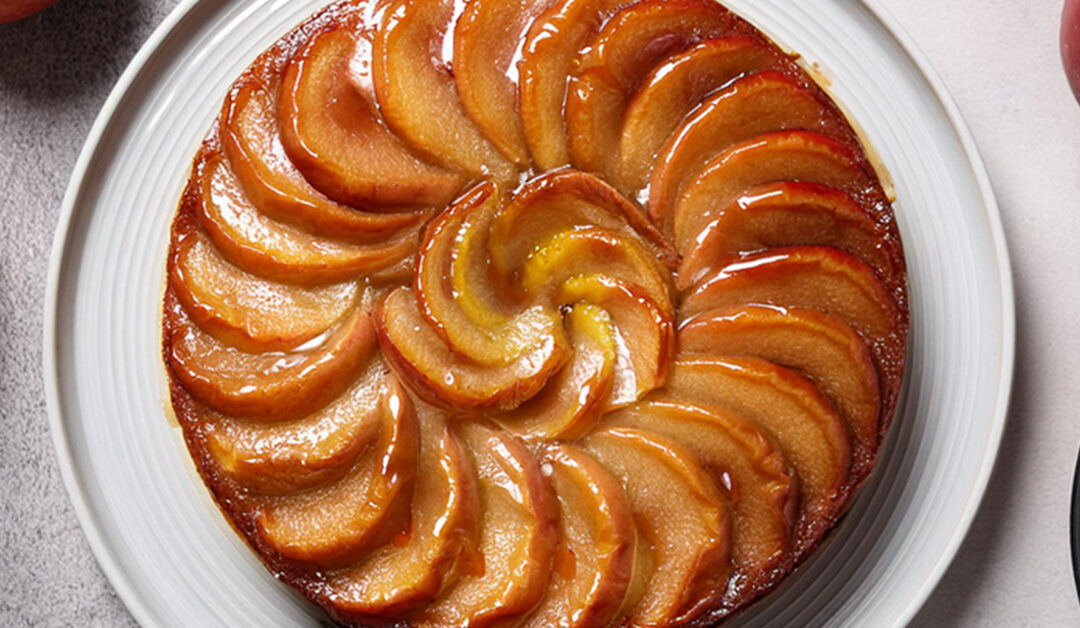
44,0,1014,626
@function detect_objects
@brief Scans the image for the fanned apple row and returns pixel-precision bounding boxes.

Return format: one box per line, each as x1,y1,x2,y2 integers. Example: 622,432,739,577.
163,0,907,626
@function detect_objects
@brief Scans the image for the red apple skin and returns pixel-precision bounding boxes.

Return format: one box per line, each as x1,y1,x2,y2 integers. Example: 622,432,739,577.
0,0,57,23
1063,0,1080,103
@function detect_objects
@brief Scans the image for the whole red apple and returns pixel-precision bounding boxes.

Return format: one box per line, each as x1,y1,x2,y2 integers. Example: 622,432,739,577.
0,0,57,23
1063,0,1080,103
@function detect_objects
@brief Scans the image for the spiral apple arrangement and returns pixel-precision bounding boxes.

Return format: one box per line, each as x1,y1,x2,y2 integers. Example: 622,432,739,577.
163,0,908,625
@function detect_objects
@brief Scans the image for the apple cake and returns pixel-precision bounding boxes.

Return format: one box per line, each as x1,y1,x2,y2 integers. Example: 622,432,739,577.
162,0,908,625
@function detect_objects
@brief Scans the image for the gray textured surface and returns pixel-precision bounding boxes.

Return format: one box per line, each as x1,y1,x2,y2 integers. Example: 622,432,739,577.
0,2,173,626
0,0,1077,626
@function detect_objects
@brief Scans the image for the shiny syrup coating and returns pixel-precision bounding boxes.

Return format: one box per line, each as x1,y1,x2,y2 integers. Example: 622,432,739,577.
163,0,908,625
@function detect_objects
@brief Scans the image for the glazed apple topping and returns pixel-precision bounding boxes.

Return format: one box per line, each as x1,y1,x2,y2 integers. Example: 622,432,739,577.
648,71,857,237
522,443,638,627
378,172,676,416
222,73,429,241
163,0,907,625
680,305,882,480
279,7,465,208
325,408,480,621
603,399,797,611
617,35,790,193
582,427,731,625
416,422,558,627
671,130,877,255
373,0,517,180
565,0,745,179
678,180,900,290
254,374,420,568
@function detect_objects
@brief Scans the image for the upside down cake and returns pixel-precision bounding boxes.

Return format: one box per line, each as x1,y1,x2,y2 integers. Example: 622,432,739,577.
162,0,909,625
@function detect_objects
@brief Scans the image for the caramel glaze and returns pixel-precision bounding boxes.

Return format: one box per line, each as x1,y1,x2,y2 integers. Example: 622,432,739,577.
162,0,908,625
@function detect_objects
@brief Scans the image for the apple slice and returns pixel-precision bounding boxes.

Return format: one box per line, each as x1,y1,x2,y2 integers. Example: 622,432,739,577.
325,410,481,621
167,297,378,423
660,358,850,558
448,184,521,329
681,246,899,341
616,36,789,192
497,303,617,440
221,74,427,241
647,71,854,235
554,274,675,406
517,0,629,169
453,0,557,167
680,306,880,479
521,227,673,311
416,182,505,339
565,0,740,178
488,170,674,277
169,219,359,352
582,426,730,625
416,182,563,367
522,444,637,627
255,375,420,568
279,21,463,208
376,288,568,411
678,181,898,289
193,153,418,285
373,0,515,179
418,423,557,627
203,358,384,495
605,400,796,603
672,130,875,254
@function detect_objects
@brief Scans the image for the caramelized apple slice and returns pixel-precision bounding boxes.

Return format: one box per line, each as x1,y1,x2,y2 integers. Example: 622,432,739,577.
498,304,617,440
169,220,359,352
374,0,515,178
682,246,899,341
194,153,417,285
605,400,796,602
617,36,788,192
489,170,674,276
416,182,563,366
582,427,730,625
678,181,897,289
448,184,518,328
647,71,853,235
518,0,628,169
418,423,558,627
377,288,567,411
523,444,637,627
454,0,556,166
168,298,377,422
565,0,739,177
279,22,463,207
222,74,426,241
673,130,874,254
326,410,480,621
256,375,420,568
521,228,673,310
203,358,384,495
554,274,675,405
680,306,880,477
661,358,850,557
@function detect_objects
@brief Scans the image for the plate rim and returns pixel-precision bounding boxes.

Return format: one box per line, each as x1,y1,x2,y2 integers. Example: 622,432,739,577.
856,3,1015,624
41,1,1016,626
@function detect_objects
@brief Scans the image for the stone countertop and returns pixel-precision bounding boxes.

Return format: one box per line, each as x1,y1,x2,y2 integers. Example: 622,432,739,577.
1,0,1077,625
